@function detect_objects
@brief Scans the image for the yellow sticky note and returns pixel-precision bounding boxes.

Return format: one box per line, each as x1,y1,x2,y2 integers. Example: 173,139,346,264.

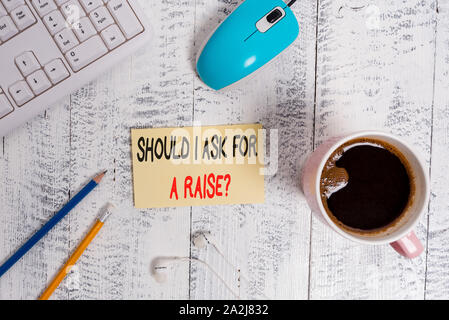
131,124,265,208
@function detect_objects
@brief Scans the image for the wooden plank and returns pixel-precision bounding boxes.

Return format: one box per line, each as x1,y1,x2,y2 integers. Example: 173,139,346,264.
310,0,436,299
0,102,72,299
60,0,196,299
424,0,449,300
189,0,317,299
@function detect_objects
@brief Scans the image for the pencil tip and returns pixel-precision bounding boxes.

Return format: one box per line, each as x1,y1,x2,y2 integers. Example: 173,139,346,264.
93,170,107,183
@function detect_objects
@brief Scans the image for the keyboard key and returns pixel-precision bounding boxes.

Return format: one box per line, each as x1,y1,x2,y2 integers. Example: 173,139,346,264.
0,15,18,41
89,5,113,31
9,80,34,106
107,0,142,39
10,5,36,30
100,24,124,49
0,94,13,118
44,59,69,84
54,28,79,53
27,69,52,95
31,0,57,17
72,16,95,42
43,10,65,35
0,3,7,17
15,51,41,76
1,0,24,12
60,0,85,25
80,0,102,13
65,35,107,71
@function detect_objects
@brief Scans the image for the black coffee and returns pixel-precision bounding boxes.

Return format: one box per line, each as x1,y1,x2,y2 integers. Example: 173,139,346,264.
320,138,414,233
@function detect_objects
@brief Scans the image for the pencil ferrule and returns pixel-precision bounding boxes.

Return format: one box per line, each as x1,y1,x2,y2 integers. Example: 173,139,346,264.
99,204,115,222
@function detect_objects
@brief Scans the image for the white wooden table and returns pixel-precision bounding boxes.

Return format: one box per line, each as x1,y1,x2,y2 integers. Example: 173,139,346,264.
1,0,449,300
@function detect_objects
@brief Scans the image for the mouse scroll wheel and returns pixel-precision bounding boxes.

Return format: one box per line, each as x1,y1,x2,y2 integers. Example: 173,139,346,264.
266,9,283,23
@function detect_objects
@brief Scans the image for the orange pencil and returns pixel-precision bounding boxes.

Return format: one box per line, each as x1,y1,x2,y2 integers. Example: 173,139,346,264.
39,204,115,300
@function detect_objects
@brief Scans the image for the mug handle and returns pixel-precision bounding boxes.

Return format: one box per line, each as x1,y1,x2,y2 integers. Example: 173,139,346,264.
390,231,424,258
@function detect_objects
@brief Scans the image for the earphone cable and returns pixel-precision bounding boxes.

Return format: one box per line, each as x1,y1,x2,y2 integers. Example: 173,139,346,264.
202,234,270,300
178,257,240,299
287,0,297,7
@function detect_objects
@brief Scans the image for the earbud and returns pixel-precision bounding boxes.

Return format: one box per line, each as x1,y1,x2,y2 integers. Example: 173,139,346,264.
152,267,167,283
192,231,214,249
150,256,182,283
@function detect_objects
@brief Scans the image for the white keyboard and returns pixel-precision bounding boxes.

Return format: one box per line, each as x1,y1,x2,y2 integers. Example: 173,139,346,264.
0,0,150,136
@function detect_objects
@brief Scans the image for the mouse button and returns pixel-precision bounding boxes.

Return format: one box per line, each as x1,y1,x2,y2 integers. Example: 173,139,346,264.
263,7,300,42
256,6,286,33
267,9,283,23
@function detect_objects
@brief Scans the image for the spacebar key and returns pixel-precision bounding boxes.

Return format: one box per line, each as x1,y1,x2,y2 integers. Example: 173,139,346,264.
65,36,108,72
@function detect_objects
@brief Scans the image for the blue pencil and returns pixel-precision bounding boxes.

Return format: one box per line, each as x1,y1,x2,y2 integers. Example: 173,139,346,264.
0,171,107,278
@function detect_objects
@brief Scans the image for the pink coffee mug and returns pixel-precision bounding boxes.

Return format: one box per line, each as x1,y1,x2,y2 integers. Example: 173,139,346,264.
301,131,429,258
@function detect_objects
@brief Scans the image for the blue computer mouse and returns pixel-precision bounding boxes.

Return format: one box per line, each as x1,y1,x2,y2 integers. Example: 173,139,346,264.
196,0,299,90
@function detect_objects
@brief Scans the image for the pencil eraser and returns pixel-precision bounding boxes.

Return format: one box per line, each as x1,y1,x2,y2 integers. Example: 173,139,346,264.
99,203,115,222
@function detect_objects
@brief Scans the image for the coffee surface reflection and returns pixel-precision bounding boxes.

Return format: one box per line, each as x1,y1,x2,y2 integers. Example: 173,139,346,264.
320,138,415,234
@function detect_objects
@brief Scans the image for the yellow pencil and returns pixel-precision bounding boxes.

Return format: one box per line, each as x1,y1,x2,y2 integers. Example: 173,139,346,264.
39,204,115,300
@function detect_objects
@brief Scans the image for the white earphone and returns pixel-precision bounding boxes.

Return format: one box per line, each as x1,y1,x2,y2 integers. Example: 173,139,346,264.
192,231,213,249
150,232,269,299
150,256,181,284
